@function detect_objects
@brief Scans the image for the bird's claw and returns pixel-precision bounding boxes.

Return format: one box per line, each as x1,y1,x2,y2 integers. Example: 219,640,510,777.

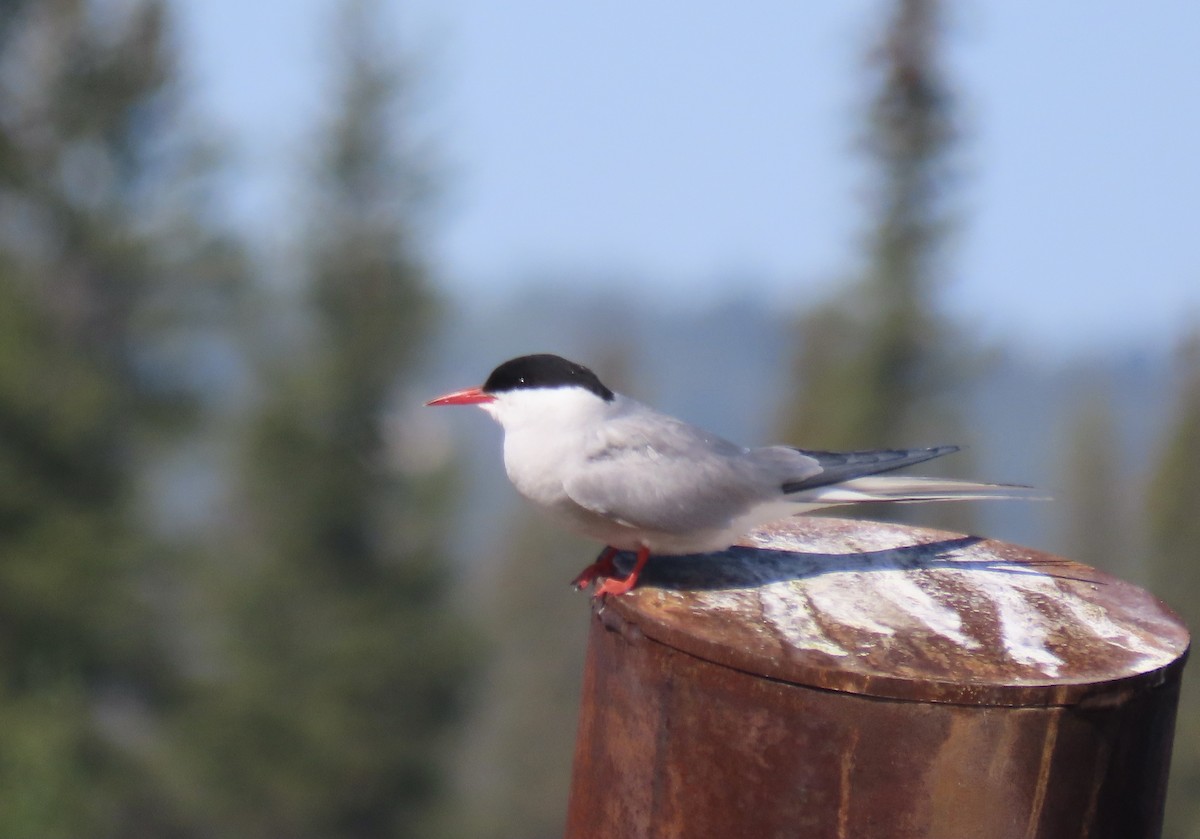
570,547,619,591
570,571,596,591
569,545,650,598
593,574,637,598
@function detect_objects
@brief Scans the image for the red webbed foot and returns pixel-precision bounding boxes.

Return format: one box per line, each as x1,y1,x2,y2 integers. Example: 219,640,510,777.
570,547,618,591
593,546,651,598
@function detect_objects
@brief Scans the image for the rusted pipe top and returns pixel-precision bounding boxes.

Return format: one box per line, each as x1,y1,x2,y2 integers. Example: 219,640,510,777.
605,517,1189,706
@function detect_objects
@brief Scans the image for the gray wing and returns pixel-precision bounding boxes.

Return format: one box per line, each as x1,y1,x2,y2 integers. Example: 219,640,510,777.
563,397,961,533
780,446,960,493
563,406,783,535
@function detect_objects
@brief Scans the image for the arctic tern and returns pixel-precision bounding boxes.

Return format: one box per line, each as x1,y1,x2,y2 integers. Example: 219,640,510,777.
427,353,1032,597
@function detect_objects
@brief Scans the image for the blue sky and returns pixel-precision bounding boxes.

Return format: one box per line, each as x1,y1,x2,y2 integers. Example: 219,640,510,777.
172,0,1200,358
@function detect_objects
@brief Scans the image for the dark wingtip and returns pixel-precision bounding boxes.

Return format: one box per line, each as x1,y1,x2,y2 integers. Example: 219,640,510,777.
782,445,963,495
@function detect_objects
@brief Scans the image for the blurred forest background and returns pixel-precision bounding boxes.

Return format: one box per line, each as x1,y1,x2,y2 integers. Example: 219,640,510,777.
0,0,1197,837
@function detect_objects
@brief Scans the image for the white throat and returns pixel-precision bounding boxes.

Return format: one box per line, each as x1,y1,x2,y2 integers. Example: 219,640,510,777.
481,386,614,512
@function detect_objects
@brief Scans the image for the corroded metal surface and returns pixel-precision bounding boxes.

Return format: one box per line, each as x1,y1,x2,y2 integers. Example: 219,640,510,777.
565,518,1190,839
605,517,1189,705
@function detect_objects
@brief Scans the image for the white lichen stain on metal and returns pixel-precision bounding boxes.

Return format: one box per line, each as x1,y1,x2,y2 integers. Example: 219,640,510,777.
696,522,1186,680
745,529,990,659
805,572,898,638
983,574,1066,675
875,570,981,650
758,586,850,658
1057,595,1174,673
693,589,759,619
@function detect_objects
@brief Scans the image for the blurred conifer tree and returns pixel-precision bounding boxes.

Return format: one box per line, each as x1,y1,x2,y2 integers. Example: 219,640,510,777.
0,0,243,833
1058,383,1134,579
1146,333,1200,839
171,2,474,837
779,0,968,469
453,512,592,839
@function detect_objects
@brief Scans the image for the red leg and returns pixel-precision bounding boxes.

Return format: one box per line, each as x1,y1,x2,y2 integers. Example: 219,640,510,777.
594,545,651,598
570,546,618,591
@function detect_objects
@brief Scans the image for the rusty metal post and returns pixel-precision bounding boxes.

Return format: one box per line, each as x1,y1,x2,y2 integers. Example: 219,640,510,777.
565,518,1189,839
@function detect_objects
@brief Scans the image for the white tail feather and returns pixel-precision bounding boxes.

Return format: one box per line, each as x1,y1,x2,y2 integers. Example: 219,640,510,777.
788,475,1044,513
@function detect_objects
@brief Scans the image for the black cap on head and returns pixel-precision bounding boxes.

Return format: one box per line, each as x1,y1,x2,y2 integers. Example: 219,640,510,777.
482,354,614,401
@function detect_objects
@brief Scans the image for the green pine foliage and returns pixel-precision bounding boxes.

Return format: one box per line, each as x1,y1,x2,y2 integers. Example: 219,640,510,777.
0,1,237,834
452,510,592,839
780,0,965,453
778,0,974,533
168,3,474,836
1057,383,1134,579
1,0,472,835
1147,335,1200,602
1146,334,1200,839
